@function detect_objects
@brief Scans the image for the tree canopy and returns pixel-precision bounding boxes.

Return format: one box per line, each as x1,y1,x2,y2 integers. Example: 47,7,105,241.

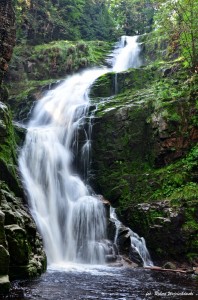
15,0,116,44
107,0,155,35
15,0,198,71
152,0,198,71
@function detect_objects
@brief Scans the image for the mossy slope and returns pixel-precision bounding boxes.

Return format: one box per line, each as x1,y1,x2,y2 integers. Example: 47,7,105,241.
6,40,112,120
90,57,198,264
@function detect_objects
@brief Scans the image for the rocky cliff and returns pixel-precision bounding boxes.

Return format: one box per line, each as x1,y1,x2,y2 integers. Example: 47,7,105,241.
0,0,46,294
90,54,198,266
0,0,15,86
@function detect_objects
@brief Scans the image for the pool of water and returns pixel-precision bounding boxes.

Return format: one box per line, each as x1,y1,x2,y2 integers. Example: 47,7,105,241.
7,264,198,300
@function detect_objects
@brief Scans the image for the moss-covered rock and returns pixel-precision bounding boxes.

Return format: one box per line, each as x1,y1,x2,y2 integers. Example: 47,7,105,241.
0,102,23,197
1,187,47,280
122,199,198,264
0,1,46,292
138,33,179,65
90,60,198,264
6,40,113,120
90,67,156,98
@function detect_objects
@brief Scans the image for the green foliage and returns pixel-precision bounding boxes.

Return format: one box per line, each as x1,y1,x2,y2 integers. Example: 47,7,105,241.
152,0,198,71
6,39,113,121
79,0,116,41
15,0,116,45
91,58,198,216
152,145,198,202
107,0,155,35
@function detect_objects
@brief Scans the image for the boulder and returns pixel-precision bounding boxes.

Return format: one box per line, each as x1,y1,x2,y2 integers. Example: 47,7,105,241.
163,262,177,270
0,246,9,275
0,275,10,295
5,224,30,266
1,190,47,280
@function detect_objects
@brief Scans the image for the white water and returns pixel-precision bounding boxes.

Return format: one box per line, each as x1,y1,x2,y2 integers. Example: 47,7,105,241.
112,36,142,72
110,208,153,267
19,69,108,265
19,36,147,267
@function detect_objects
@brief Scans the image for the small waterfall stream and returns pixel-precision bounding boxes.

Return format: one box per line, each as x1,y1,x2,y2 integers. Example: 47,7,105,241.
19,36,152,267
110,208,153,267
112,36,142,72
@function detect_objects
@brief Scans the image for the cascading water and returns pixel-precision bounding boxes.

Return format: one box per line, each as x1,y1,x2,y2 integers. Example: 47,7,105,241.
112,35,142,72
19,69,109,265
111,35,142,94
19,35,150,267
110,208,153,267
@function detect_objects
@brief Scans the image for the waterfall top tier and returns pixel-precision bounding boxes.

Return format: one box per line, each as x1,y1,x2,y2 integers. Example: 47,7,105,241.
112,35,142,72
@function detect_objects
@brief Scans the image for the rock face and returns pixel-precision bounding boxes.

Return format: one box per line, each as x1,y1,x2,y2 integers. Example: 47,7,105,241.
0,0,46,294
0,102,47,295
0,0,16,293
90,62,198,265
0,0,15,83
1,190,46,280
123,200,198,264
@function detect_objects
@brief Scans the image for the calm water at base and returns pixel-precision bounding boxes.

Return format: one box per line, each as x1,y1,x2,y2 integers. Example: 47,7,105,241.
11,265,198,300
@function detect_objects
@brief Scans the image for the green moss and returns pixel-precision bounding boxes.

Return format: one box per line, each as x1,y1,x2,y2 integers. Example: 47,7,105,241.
90,56,198,263
0,105,17,175
7,40,113,119
9,39,112,86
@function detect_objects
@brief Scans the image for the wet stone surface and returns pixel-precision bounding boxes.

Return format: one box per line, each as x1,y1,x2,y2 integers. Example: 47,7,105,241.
4,265,198,300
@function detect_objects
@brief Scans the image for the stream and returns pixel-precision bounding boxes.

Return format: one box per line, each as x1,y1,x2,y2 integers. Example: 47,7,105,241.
8,265,198,300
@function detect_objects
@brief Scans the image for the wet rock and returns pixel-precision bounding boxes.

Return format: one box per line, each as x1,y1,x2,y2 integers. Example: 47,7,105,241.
0,275,10,295
105,254,117,263
1,191,47,280
116,226,131,256
122,256,138,267
0,211,6,246
0,246,9,275
0,67,46,287
107,219,117,242
0,97,46,286
110,220,145,267
129,246,144,267
5,224,30,266
163,262,177,270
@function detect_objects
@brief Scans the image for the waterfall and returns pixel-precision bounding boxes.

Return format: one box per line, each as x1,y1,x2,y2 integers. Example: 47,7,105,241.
19,36,149,267
19,69,109,265
112,35,142,94
112,35,142,72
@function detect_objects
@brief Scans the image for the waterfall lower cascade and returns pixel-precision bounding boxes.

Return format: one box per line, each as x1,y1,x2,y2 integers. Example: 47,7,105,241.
19,35,152,267
110,208,153,267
